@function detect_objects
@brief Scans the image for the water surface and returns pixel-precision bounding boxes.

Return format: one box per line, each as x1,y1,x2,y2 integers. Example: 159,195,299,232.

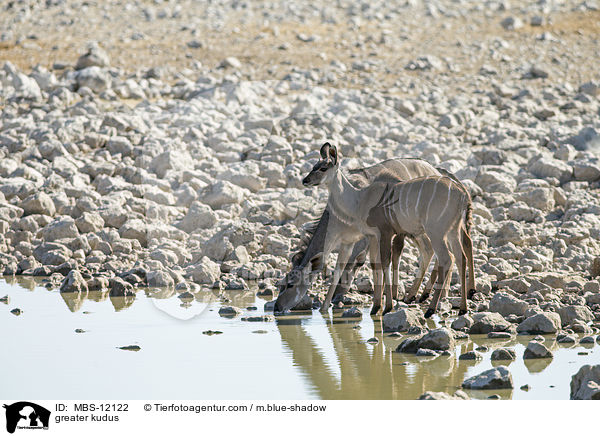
1,278,595,400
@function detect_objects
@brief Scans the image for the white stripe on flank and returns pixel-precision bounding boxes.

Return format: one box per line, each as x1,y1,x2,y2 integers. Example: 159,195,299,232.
404,182,413,219
383,191,392,224
387,192,396,225
399,183,409,220
396,161,408,179
438,180,452,222
391,183,403,221
425,178,441,223
415,181,425,217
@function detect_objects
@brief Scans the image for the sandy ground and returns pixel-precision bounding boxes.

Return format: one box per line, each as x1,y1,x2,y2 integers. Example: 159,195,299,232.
1,2,599,91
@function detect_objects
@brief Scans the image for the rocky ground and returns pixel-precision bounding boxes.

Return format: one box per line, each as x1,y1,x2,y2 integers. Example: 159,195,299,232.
2,0,600,396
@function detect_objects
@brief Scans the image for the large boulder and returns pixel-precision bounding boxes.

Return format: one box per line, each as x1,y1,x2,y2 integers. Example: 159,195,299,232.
149,150,193,178
176,202,218,233
199,180,248,209
76,66,111,93
451,314,474,330
462,366,513,390
20,192,56,216
417,328,455,351
523,341,553,359
516,312,562,334
75,212,105,233
3,62,42,99
489,291,529,317
32,242,72,266
109,277,134,297
60,270,89,293
262,233,290,258
75,44,110,69
42,217,80,242
491,348,517,361
190,257,221,285
570,365,600,400
469,312,512,334
147,270,175,288
382,308,424,332
529,157,573,183
557,305,594,327
119,219,148,247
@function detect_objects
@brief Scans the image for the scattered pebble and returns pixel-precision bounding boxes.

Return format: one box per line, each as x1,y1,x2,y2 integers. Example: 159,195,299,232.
459,351,483,361
202,330,223,336
218,306,243,317
241,315,274,322
118,345,141,351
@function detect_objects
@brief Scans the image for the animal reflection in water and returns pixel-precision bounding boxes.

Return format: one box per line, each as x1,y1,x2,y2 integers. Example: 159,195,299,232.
58,287,255,313
274,315,486,400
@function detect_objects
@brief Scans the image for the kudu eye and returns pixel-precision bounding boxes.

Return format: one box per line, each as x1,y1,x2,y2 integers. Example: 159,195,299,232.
319,167,328,172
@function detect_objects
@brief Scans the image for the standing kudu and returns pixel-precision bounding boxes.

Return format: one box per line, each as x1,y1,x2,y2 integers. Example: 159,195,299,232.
274,157,444,314
301,143,474,317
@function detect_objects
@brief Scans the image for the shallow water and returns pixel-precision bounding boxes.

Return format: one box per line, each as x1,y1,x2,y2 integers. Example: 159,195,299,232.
1,277,596,400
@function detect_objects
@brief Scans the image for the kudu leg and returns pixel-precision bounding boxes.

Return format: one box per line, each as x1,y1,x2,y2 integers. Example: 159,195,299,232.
380,233,395,316
369,237,384,316
332,259,357,303
404,235,434,304
449,231,468,315
320,243,353,313
462,228,476,300
390,235,405,301
425,240,455,318
418,259,438,303
333,238,369,302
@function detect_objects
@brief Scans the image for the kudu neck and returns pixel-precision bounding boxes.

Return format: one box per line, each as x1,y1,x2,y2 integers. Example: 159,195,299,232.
326,168,363,223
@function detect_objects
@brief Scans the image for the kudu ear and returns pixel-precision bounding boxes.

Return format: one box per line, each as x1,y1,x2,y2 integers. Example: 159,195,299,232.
329,145,338,165
290,252,304,266
309,254,322,270
320,142,331,159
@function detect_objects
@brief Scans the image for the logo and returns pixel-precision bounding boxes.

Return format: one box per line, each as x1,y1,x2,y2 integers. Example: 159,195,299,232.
3,402,50,434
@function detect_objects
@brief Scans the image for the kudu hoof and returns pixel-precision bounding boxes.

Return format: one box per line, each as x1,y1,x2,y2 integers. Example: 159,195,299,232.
467,289,477,300
424,308,435,318
458,309,468,316
370,305,381,316
382,306,393,316
404,295,416,304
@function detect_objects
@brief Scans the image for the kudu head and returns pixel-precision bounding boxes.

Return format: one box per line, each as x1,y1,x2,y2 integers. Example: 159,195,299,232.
302,142,339,187
273,252,320,314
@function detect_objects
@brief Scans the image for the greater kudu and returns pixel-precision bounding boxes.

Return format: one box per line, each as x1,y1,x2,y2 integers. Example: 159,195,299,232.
300,143,474,317
274,157,444,314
